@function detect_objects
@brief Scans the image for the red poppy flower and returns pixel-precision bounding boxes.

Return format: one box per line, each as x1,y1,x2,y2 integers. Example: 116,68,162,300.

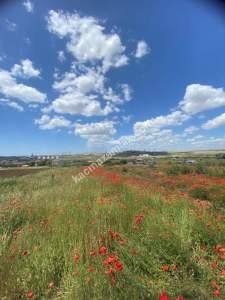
176,296,184,300
213,289,221,297
27,291,33,298
88,266,94,273
108,229,119,239
172,265,177,270
22,250,29,257
211,280,220,290
106,268,116,275
221,270,225,276
90,250,96,257
162,265,169,271
134,215,143,225
99,246,107,255
73,255,80,262
103,255,117,266
119,240,125,246
160,292,169,300
114,261,123,271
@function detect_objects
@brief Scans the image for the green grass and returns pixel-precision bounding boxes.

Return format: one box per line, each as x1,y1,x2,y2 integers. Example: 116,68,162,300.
0,167,224,299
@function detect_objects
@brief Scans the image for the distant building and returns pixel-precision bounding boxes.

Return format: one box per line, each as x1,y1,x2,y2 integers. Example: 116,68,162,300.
185,159,196,164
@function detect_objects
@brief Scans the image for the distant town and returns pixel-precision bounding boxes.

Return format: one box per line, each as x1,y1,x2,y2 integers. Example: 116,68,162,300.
0,150,225,168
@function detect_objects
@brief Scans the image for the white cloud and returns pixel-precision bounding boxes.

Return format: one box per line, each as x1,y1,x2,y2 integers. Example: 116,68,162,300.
0,98,24,112
202,112,225,129
0,69,46,103
35,115,71,130
23,0,34,13
11,59,40,79
180,84,225,115
6,19,17,31
121,84,132,101
47,10,128,72
135,40,150,58
58,51,66,62
53,68,105,95
184,126,199,135
134,111,189,136
48,65,131,116
48,91,114,117
74,120,116,146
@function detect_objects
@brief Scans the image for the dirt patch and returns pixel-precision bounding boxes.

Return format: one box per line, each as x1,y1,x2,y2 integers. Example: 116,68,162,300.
0,168,48,178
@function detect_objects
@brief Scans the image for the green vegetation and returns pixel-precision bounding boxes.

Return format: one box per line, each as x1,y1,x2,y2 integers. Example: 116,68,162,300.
0,162,224,299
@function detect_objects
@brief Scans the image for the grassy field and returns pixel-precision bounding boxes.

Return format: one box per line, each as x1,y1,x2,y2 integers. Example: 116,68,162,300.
0,161,225,299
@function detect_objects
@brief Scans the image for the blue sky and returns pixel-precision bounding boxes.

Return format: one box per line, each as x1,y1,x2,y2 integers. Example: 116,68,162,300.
1,0,225,155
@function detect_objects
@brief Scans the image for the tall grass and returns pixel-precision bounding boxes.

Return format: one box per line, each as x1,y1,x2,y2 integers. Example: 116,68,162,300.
0,167,224,299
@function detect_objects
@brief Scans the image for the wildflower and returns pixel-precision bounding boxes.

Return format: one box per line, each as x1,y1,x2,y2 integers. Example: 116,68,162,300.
211,280,220,290
48,282,54,288
218,247,225,253
172,265,177,270
119,240,125,246
114,261,123,271
106,268,116,275
22,250,29,257
160,292,169,300
221,270,225,276
89,250,96,257
176,296,184,300
103,255,117,266
162,265,169,271
108,229,119,239
134,215,143,225
27,291,33,298
73,255,80,262
213,289,221,297
88,266,94,273
99,246,107,255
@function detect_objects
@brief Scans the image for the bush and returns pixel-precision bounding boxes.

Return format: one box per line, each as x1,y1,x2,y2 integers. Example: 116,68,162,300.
195,164,208,175
190,187,209,200
166,164,192,175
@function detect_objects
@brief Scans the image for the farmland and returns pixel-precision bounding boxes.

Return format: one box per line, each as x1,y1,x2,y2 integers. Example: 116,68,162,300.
0,159,225,299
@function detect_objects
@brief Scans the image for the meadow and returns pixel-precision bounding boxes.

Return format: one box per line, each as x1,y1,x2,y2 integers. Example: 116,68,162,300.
0,160,225,299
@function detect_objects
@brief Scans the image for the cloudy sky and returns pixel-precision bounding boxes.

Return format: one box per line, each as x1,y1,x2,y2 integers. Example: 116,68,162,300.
1,0,225,155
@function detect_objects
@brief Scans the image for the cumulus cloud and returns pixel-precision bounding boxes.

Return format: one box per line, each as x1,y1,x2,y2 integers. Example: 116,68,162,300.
53,68,105,95
180,84,225,115
47,10,128,72
11,59,40,79
0,69,46,103
74,120,116,146
135,40,150,58
134,111,189,136
35,115,71,130
48,64,131,116
0,98,24,112
47,91,114,117
202,112,225,129
23,0,34,13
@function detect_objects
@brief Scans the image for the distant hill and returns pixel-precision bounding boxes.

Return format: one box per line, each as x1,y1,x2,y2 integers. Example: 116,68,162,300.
115,150,168,157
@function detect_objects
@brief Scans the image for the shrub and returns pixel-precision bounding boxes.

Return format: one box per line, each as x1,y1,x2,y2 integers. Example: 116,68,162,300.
190,187,209,200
